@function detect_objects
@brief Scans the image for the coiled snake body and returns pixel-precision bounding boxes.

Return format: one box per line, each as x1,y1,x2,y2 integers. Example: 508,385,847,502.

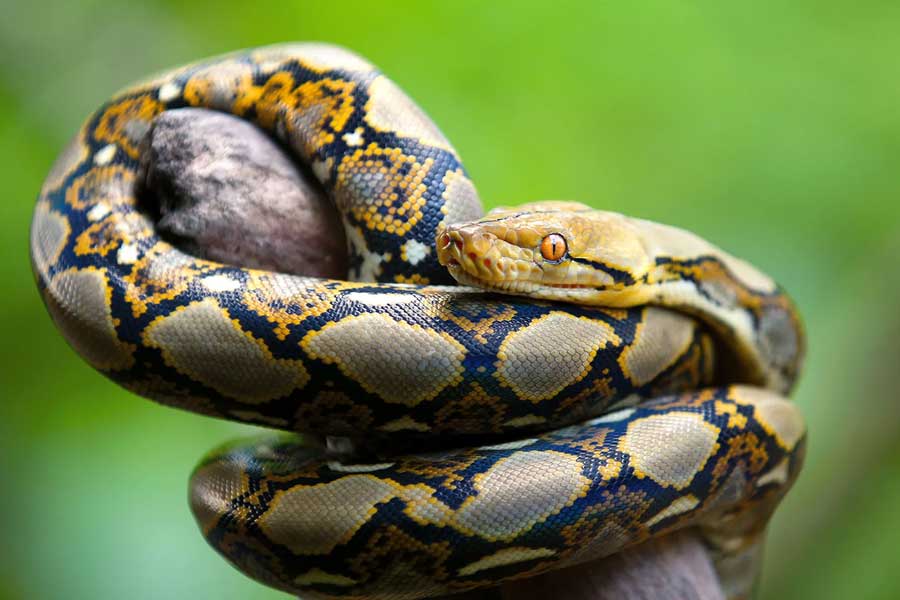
30,44,806,599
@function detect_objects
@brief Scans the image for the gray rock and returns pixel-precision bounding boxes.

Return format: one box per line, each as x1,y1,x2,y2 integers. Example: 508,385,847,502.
139,108,347,278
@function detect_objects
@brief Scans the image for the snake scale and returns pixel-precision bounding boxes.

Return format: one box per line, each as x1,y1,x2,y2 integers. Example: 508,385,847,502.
30,43,806,599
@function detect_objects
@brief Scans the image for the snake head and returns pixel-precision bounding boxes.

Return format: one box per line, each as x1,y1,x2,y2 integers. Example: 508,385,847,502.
436,201,654,305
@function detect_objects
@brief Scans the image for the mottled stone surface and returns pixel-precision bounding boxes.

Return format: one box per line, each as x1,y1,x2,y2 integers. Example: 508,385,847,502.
140,108,347,278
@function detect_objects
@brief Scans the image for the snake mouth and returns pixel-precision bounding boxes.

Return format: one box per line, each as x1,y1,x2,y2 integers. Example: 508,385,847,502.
447,266,541,294
447,264,596,297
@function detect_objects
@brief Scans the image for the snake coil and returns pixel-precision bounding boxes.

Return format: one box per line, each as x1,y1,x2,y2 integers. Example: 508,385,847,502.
30,44,805,599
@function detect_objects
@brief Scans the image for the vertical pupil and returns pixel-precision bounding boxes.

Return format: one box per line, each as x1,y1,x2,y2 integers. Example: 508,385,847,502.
543,234,565,260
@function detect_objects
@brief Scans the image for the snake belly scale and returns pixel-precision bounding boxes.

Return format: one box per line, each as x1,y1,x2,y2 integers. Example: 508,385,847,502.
30,43,806,599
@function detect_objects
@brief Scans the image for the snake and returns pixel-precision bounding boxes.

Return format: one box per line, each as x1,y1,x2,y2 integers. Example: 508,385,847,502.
30,43,806,599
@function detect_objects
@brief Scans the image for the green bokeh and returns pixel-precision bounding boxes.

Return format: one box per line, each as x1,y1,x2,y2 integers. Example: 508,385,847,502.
2,2,898,598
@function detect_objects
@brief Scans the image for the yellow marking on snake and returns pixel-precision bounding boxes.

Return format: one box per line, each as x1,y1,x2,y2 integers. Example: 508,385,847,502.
620,412,720,489
302,313,466,406
458,547,557,576
65,165,135,210
454,451,591,540
30,200,70,278
243,272,341,340
619,307,697,386
43,267,136,371
260,476,404,555
378,415,431,432
336,144,434,236
294,570,358,587
144,298,310,403
645,494,700,527
734,386,805,450
496,312,619,401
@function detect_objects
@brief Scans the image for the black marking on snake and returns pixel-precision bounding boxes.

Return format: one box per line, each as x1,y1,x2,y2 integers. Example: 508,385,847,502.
568,255,637,286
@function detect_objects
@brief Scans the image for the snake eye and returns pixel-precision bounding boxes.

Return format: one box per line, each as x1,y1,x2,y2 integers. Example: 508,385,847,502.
540,233,567,262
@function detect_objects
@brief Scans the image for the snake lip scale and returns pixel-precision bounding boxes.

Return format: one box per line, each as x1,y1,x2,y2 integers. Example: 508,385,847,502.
30,43,805,599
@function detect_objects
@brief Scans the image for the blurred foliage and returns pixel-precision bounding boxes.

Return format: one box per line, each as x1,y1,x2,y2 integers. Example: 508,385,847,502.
1,1,898,599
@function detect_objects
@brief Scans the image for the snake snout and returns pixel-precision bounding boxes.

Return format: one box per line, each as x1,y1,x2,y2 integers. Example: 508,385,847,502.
436,224,475,263
436,222,542,292
437,224,503,279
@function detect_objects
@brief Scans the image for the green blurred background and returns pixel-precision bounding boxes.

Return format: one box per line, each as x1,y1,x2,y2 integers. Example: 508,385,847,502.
2,1,898,598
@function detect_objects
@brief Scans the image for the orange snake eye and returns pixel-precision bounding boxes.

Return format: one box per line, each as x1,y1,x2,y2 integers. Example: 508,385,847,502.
540,233,568,262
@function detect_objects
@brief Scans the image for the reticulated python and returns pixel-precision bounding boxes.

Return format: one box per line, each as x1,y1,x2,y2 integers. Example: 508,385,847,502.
30,43,806,599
